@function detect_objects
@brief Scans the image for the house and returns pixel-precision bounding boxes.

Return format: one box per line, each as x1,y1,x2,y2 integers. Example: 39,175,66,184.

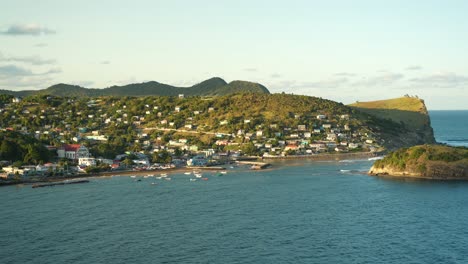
284,145,299,151
79,157,96,167
57,144,90,160
322,124,332,129
327,133,337,141
317,114,326,119
298,125,307,131
178,94,185,99
187,155,208,166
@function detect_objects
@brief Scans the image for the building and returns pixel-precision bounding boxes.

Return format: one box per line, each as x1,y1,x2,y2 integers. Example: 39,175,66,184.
79,157,96,167
57,144,90,160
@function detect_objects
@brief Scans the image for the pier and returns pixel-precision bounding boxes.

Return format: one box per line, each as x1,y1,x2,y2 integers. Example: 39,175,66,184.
236,161,271,170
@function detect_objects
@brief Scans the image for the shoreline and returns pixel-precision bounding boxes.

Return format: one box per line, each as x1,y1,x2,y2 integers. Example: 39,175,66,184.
0,151,381,187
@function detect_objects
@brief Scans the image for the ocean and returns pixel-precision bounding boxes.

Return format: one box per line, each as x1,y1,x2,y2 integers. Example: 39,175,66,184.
1,110,468,264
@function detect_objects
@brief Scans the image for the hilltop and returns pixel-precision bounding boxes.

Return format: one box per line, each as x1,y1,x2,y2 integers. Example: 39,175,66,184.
0,77,270,97
369,145,468,180
350,96,435,149
0,93,437,162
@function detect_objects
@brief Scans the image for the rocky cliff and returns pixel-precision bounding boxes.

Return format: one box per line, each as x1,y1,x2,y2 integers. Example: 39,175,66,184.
350,96,436,150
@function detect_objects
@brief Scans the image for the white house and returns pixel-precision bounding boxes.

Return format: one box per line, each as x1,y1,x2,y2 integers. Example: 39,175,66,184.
57,144,90,160
79,157,96,167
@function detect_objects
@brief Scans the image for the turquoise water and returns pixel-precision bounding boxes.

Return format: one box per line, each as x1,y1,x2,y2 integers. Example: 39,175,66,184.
1,111,468,264
430,110,468,147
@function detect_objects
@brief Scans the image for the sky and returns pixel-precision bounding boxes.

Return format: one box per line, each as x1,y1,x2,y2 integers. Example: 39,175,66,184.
1,0,467,110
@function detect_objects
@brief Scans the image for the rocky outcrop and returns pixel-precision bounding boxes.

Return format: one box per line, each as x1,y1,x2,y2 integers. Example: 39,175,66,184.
369,163,468,180
369,145,468,180
350,96,436,150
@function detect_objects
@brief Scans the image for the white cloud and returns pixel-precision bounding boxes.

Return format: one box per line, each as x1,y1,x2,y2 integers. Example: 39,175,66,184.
0,52,56,65
34,43,48,48
405,65,423,71
409,72,468,88
353,73,404,87
0,65,60,77
1,23,56,36
334,72,357,77
270,73,281,78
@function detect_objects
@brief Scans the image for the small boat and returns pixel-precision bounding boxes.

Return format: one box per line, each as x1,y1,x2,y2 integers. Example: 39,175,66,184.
201,177,209,181
164,177,172,181
184,172,192,175
151,182,158,185
155,176,162,180
160,173,168,177
130,175,137,178
220,171,227,174
195,173,203,178
190,178,197,182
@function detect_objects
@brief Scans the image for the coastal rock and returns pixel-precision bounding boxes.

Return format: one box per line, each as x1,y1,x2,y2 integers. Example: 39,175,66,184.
368,145,468,180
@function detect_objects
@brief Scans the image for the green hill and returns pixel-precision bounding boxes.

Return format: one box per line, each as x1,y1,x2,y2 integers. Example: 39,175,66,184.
0,77,270,97
369,145,468,180
350,96,435,148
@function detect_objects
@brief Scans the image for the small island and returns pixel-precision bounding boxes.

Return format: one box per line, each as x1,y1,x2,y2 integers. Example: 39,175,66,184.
369,145,468,180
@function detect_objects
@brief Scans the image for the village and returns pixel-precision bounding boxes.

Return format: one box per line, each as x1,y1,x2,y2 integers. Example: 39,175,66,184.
0,94,383,180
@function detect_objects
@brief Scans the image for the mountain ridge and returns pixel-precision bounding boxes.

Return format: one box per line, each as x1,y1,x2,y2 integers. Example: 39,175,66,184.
0,77,270,97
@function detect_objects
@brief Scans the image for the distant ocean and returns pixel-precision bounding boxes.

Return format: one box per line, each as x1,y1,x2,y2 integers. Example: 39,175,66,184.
430,110,468,147
1,110,468,264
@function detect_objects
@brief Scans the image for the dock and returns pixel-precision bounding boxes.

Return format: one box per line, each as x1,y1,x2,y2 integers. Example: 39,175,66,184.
236,161,271,170
32,180,90,188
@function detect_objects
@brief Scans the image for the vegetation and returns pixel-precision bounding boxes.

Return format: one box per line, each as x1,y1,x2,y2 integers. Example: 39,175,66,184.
0,130,51,164
0,77,270,98
349,96,432,131
0,92,432,163
374,145,468,171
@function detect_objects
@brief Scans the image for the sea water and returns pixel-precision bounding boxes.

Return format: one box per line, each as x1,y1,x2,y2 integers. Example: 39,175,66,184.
1,111,468,264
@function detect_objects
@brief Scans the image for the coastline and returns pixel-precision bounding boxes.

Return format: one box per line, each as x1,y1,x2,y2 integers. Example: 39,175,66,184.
0,151,380,187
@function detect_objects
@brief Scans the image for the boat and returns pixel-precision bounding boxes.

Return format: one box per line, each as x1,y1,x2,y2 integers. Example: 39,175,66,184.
195,173,202,178
190,178,197,182
160,173,168,177
184,172,192,175
164,177,172,181
130,175,137,178
368,156,385,161
201,177,209,181
151,182,158,185
220,171,227,174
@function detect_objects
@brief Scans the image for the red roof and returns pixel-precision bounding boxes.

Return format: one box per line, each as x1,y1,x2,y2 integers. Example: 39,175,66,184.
62,144,81,151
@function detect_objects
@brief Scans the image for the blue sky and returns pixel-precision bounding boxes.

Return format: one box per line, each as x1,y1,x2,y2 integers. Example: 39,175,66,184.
1,0,467,109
